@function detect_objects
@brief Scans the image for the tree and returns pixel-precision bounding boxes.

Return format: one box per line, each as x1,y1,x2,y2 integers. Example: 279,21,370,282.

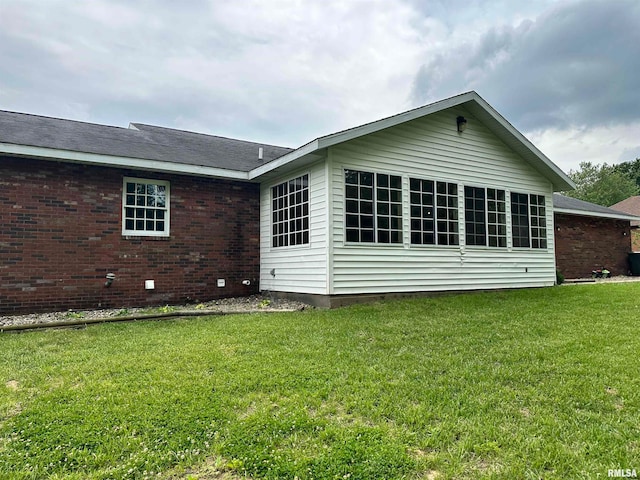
613,157,640,189
564,161,639,206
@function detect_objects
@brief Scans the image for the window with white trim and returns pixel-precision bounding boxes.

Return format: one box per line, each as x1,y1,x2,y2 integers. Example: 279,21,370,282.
487,188,507,247
463,186,507,247
345,170,402,244
530,194,547,248
410,178,459,246
122,178,170,236
272,174,309,247
511,192,530,247
511,192,547,248
464,186,487,246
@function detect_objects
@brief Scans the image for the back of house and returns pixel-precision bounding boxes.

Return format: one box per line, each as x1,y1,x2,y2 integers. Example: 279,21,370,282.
0,91,574,313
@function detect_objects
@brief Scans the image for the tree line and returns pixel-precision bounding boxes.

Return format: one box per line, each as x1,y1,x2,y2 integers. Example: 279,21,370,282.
563,158,640,207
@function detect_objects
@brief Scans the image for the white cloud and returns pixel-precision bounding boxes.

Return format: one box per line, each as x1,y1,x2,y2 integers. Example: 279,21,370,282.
529,122,640,172
0,0,637,173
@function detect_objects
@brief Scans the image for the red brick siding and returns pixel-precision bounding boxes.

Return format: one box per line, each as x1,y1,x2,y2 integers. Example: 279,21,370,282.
0,156,260,313
554,213,632,279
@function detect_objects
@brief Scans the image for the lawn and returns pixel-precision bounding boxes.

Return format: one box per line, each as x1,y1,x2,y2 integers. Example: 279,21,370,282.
1,284,639,479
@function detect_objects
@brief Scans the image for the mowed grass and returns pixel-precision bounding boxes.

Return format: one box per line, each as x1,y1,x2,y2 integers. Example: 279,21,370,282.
1,284,639,480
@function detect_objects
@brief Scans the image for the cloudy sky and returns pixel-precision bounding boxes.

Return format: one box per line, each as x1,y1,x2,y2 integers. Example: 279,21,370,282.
0,0,638,173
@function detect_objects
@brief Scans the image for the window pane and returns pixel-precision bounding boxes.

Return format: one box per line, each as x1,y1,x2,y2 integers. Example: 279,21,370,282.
361,230,374,242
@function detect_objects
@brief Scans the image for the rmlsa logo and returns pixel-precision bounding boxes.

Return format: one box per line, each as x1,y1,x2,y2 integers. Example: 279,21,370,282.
609,469,637,478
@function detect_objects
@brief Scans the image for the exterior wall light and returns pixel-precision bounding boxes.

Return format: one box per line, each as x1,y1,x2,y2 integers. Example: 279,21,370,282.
456,116,467,133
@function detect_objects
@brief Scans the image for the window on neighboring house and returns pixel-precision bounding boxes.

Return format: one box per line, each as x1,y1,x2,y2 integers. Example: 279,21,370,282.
463,186,507,247
272,174,309,247
122,177,170,236
511,192,547,248
410,178,458,246
345,170,402,243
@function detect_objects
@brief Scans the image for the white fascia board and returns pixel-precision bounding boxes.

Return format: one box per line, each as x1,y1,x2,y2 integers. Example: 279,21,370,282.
554,207,640,221
249,94,476,180
317,92,477,147
467,96,576,191
248,140,320,179
0,142,249,180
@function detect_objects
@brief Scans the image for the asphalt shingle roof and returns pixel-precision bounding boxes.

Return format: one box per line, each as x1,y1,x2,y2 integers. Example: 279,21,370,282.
611,196,640,226
0,110,293,172
553,193,638,219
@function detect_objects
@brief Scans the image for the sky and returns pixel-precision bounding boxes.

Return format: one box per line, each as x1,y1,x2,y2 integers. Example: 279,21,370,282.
0,0,638,173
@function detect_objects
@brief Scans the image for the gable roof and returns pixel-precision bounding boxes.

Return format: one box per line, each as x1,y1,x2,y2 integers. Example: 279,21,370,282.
249,91,575,191
553,194,640,221
611,195,640,226
0,110,292,179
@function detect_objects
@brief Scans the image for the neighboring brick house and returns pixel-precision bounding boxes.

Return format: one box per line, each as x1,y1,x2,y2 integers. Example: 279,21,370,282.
2,91,582,313
553,194,640,279
611,196,640,251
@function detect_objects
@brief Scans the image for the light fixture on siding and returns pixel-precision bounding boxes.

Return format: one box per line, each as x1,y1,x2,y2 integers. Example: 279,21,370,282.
456,116,467,133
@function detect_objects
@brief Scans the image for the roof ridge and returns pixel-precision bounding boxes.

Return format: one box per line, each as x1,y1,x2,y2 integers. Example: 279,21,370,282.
318,91,477,142
0,109,131,131
130,123,293,150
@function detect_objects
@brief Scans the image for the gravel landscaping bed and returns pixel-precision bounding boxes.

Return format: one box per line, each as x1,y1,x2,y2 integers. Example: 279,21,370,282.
0,294,308,330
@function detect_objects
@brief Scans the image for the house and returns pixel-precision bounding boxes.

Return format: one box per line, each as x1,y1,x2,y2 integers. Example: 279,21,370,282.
1,91,575,313
553,194,639,279
611,196,640,251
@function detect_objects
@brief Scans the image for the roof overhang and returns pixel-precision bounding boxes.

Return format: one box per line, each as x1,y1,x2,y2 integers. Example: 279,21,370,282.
554,207,640,222
249,91,576,191
0,142,250,181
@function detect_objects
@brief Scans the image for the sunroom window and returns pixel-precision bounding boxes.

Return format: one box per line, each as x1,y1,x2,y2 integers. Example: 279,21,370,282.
410,178,458,246
511,192,547,248
272,174,310,247
345,170,402,244
463,186,507,247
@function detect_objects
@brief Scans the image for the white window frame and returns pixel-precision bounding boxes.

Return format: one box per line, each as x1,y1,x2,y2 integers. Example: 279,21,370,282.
271,174,310,248
409,177,459,246
122,177,170,237
345,169,403,245
510,192,547,249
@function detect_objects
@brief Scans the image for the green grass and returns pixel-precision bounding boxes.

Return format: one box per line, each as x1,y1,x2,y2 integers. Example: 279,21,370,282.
1,284,640,479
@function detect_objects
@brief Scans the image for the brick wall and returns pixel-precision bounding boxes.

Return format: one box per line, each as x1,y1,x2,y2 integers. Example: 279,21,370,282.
0,156,260,313
554,213,632,279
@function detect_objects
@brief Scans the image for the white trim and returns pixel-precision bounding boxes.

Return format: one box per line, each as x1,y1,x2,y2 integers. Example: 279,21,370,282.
554,208,640,221
122,177,171,237
0,143,249,180
326,150,334,295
